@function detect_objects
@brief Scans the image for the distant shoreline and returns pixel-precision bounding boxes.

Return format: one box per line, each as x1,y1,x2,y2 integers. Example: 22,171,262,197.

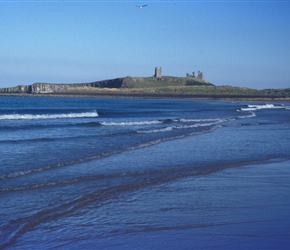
1,76,289,101
1,91,290,102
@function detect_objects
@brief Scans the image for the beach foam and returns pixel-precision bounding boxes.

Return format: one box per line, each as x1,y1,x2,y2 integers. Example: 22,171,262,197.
240,104,290,111
0,111,99,120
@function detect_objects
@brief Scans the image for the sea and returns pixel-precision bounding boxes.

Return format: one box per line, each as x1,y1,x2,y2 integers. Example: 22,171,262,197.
0,96,290,249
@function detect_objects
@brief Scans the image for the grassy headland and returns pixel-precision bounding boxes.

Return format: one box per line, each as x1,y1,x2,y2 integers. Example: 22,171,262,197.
1,76,289,100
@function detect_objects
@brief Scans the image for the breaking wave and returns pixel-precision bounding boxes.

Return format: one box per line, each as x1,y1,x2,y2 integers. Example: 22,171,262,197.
237,112,256,119
240,104,290,112
0,111,99,120
100,118,225,127
100,120,162,126
137,122,221,134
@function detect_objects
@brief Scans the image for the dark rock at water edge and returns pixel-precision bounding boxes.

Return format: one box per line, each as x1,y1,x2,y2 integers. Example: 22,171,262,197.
0,78,124,94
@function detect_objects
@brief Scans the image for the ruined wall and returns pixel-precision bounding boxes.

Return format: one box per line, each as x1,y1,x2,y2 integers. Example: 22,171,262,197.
197,71,204,80
186,70,204,80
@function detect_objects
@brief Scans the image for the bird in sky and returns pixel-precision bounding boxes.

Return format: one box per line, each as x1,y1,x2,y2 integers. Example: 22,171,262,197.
136,4,147,9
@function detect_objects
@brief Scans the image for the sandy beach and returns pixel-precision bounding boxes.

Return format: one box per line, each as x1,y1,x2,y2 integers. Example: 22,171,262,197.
102,159,290,250
73,157,290,250
181,159,290,249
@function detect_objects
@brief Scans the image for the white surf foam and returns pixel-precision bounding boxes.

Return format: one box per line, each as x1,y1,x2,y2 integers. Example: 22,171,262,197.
137,121,221,134
238,112,256,119
100,120,162,126
240,104,289,111
179,118,222,123
0,111,99,120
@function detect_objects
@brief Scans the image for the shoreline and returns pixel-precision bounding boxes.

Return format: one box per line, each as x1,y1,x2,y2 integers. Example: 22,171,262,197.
1,92,290,102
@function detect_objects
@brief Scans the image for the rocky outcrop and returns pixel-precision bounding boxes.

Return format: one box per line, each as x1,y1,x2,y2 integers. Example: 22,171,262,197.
0,85,30,93
0,78,124,94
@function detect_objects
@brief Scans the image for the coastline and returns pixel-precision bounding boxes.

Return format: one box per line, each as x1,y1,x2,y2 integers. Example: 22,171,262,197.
1,76,289,101
1,91,290,102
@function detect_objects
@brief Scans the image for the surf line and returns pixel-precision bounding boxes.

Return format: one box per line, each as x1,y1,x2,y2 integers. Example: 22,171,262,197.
0,111,99,120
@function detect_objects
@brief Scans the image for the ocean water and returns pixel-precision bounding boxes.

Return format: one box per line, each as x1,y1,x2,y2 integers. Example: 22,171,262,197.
0,96,290,249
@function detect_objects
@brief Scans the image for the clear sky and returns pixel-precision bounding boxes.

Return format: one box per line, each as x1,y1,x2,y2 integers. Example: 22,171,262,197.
0,0,289,89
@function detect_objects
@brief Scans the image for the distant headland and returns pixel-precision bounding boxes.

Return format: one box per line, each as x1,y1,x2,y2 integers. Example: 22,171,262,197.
0,67,289,100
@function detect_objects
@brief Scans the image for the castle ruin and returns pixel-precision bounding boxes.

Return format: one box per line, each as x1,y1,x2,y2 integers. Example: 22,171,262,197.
186,70,204,81
153,67,205,81
154,67,162,79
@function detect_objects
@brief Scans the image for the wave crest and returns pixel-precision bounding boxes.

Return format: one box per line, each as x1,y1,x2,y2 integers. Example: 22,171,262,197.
100,120,162,126
0,111,99,120
240,104,289,112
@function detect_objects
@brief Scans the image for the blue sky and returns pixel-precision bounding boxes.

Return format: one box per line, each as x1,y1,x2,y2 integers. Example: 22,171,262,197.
0,0,289,89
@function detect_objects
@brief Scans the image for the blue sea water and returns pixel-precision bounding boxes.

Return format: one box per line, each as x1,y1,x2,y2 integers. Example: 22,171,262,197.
0,96,290,249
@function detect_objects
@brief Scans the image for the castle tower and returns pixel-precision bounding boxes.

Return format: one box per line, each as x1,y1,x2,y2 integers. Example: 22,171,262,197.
197,70,204,80
155,67,162,79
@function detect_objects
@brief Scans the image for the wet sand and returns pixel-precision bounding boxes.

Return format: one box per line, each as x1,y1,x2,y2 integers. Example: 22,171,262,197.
100,159,290,250
185,159,290,249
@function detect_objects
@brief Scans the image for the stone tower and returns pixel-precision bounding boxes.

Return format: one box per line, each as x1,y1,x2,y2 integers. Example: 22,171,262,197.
197,70,204,80
155,67,162,79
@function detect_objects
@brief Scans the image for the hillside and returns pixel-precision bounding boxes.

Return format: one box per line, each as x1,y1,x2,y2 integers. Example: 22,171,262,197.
0,76,289,100
122,76,213,88
0,76,212,94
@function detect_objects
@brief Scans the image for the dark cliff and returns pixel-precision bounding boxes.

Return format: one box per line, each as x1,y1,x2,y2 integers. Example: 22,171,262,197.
2,76,288,100
0,78,124,94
